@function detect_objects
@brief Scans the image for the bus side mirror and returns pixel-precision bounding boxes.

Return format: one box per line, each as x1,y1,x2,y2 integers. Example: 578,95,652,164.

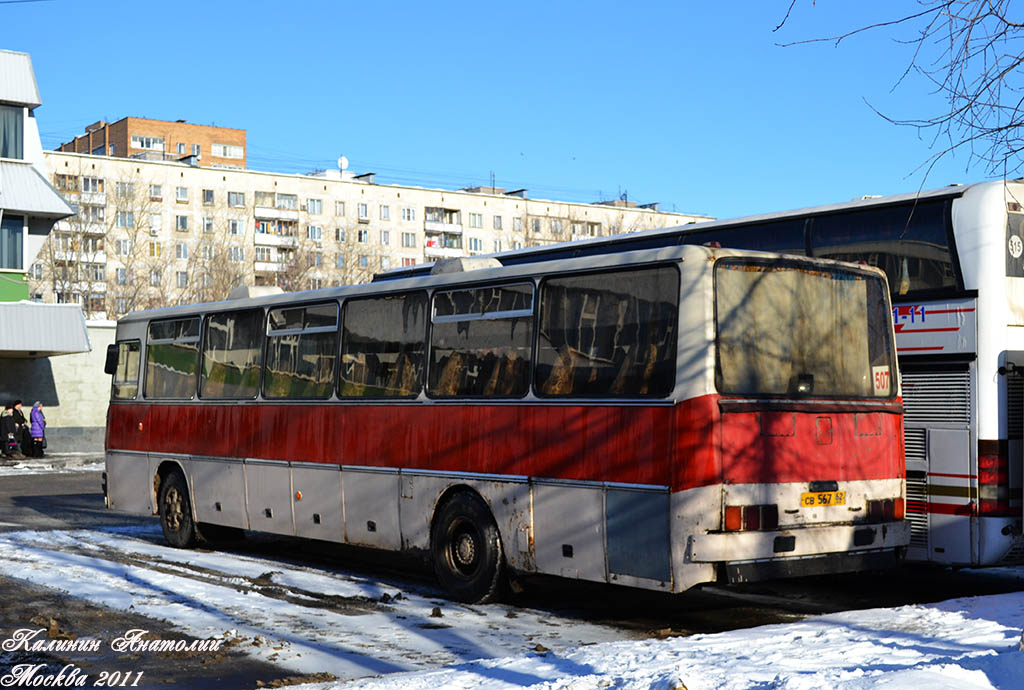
104,344,119,376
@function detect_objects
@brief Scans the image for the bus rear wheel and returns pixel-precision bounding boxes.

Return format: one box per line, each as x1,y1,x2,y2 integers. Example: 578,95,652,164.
158,469,198,548
431,492,505,603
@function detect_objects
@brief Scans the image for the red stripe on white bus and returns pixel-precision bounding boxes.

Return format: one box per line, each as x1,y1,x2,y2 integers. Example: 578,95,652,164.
106,394,903,492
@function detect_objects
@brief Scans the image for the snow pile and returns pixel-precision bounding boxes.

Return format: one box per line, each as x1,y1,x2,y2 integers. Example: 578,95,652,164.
305,593,1024,690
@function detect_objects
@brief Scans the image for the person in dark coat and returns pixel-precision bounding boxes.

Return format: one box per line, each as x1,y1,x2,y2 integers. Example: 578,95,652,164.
11,401,28,458
0,404,18,457
29,402,45,458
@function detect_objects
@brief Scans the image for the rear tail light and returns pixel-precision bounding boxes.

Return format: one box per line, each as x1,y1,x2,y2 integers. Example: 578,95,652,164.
866,499,899,523
724,504,779,531
979,441,1012,516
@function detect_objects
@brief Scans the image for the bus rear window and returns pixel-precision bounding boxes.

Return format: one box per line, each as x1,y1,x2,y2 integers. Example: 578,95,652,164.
144,317,200,399
535,266,679,398
811,200,956,296
715,259,895,399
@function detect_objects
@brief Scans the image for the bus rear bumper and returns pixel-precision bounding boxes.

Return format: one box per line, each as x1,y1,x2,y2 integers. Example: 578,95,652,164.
720,547,903,584
687,520,910,564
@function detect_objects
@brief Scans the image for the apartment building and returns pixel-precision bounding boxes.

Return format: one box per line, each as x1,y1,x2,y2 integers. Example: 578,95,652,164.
56,117,246,169
34,150,711,319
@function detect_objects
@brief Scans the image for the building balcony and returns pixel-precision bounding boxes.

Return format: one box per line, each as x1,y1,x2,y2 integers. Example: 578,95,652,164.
424,220,462,235
254,261,283,273
424,245,464,260
253,233,298,248
80,191,105,206
51,250,107,263
254,206,299,221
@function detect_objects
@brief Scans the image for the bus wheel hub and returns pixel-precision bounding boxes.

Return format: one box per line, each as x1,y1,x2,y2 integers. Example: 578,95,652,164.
455,534,476,566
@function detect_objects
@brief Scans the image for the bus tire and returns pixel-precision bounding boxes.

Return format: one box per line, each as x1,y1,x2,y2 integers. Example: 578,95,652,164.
158,469,198,548
431,492,505,604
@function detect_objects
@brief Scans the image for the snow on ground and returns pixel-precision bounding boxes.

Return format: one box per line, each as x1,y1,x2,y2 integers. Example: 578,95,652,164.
299,591,1024,690
0,526,629,680
2,524,1022,689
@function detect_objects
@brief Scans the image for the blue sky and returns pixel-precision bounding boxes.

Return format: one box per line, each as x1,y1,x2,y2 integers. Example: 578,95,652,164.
4,1,994,220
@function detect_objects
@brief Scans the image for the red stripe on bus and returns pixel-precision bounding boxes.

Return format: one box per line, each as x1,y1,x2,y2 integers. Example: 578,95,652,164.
895,327,961,334
928,472,976,479
906,502,973,516
925,308,976,314
106,395,903,493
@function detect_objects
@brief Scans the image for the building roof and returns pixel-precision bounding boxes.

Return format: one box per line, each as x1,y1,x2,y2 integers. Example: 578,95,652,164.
0,50,41,108
0,160,74,218
0,302,91,358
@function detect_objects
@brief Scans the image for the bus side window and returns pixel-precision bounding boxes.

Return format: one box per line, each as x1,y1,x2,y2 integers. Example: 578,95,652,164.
144,318,200,400
535,266,679,398
427,284,533,398
339,292,427,398
265,303,338,399
111,340,141,400
200,309,264,400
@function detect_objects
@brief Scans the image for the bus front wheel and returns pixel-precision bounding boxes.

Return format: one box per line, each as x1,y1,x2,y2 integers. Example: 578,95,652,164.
158,469,198,548
431,492,504,603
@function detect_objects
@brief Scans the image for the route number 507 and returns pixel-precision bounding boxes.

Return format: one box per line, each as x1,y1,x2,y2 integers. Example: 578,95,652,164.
872,366,891,396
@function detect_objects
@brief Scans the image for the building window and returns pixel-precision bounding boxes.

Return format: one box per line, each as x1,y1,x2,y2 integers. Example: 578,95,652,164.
176,215,189,232
401,232,416,248
256,220,271,234
335,201,346,216
115,211,134,228
29,262,42,279
494,240,502,252
380,205,390,221
276,194,298,210
203,217,214,233
202,189,214,206
551,219,563,235
130,135,165,151
513,217,523,232
115,239,133,256
307,198,322,215
176,186,189,203
177,143,186,155
493,215,502,230
149,241,161,258
380,230,390,245
200,244,213,261
229,219,244,236
116,268,127,285
469,213,483,229
228,246,245,263
335,253,345,268
0,105,24,159
176,271,188,288
82,177,104,193
255,246,270,262
402,257,416,267
357,229,369,243
532,219,541,233
307,225,323,241
150,184,162,201
358,203,369,220
228,191,245,207
176,242,188,260
513,240,523,250
55,174,78,192
308,278,323,290
115,182,134,198
309,251,323,268
211,143,243,159
335,227,346,242
255,191,274,207
401,207,415,222
358,255,369,268
149,269,161,287
381,256,391,270
192,144,201,157
468,237,483,252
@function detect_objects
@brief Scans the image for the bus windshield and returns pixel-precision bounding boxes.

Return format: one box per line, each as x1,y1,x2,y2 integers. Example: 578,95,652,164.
715,259,895,399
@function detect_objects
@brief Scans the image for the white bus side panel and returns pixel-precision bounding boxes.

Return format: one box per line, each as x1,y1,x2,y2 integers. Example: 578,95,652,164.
292,463,344,542
343,467,401,550
189,456,247,530
105,451,153,515
245,459,295,535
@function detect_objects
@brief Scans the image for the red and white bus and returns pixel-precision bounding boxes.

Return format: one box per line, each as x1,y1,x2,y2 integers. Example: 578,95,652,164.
104,245,907,602
402,182,1018,567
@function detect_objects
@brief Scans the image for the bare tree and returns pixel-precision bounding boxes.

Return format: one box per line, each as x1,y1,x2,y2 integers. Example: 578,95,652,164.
778,1,1024,177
